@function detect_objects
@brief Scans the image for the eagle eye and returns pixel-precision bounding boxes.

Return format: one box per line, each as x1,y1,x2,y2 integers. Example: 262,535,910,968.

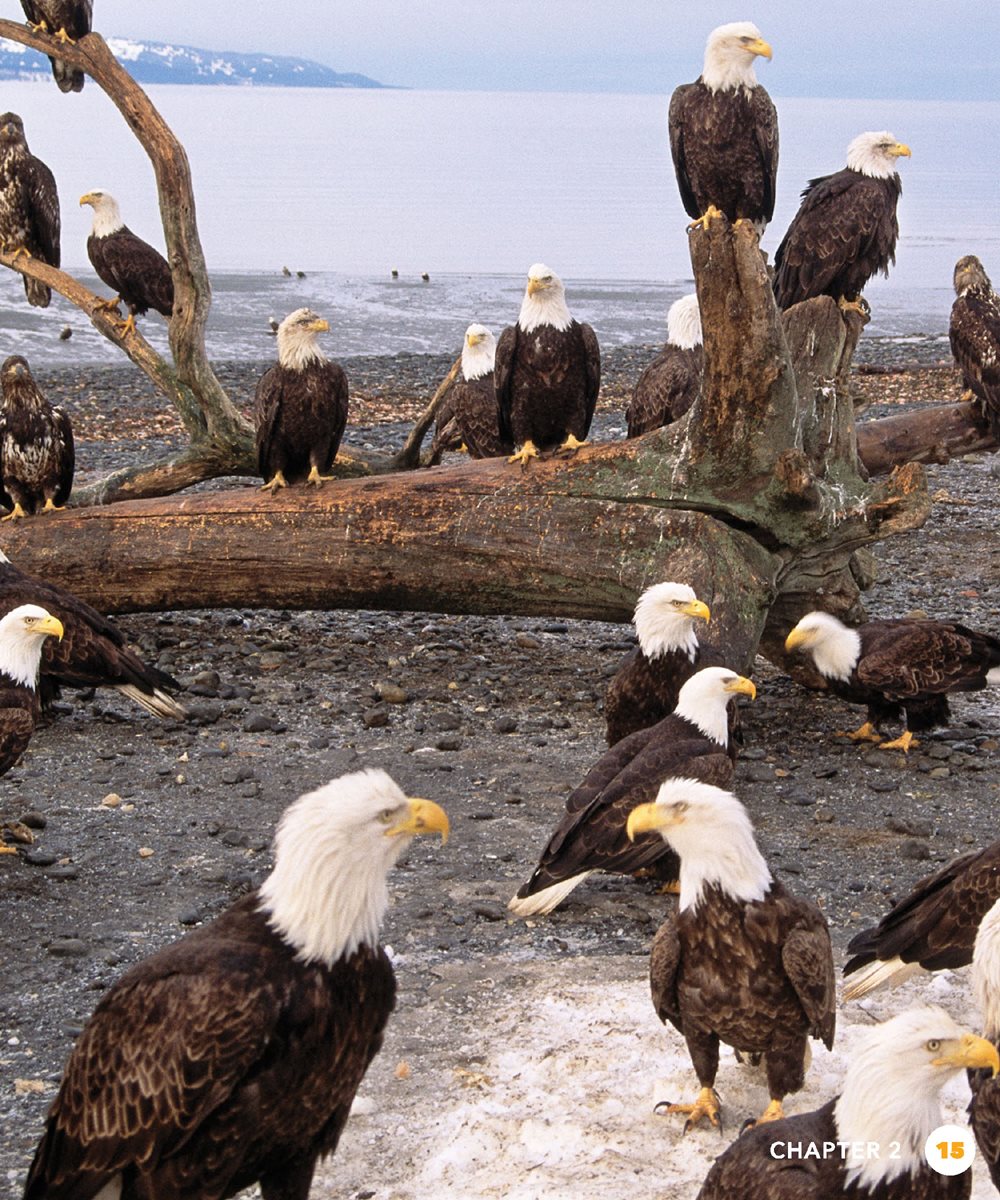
22,616,36,625
926,1039,941,1052
378,808,396,824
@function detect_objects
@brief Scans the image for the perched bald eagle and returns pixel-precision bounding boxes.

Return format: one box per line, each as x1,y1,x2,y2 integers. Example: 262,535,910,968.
773,132,911,312
0,112,60,308
0,549,185,720
696,1007,997,1200
431,324,510,460
626,295,703,437
669,22,777,233
969,900,1000,1191
842,839,1000,1001
22,769,449,1200
785,610,1000,753
79,189,173,335
20,1,92,93
255,308,350,493
0,355,73,520
949,254,1000,441
495,264,600,466
0,603,63,780
508,667,754,917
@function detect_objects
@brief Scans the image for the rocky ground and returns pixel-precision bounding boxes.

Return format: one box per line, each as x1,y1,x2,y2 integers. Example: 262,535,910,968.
1,346,998,1198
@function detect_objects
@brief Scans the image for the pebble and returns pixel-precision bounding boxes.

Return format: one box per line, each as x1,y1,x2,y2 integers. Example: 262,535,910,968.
900,839,932,861
436,736,462,752
515,633,542,650
473,904,505,922
362,706,390,729
377,683,409,704
868,779,897,794
18,811,47,829
788,790,816,806
45,865,79,880
743,765,774,783
23,849,58,866
494,716,518,734
47,938,87,958
244,713,280,733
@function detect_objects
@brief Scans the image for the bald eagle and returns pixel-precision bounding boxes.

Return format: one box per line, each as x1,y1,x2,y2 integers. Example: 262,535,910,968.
626,295,703,437
0,549,185,720
508,667,754,918
669,22,777,233
785,610,1000,753
0,112,60,308
842,839,1000,1001
0,603,63,780
495,264,600,466
949,254,1000,441
255,308,350,493
79,189,173,335
970,900,1000,1190
19,1,92,93
696,1007,998,1200
22,769,449,1200
773,131,911,312
0,355,74,520
431,324,510,460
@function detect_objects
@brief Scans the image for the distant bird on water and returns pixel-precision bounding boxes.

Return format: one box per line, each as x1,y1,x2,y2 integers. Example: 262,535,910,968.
949,254,1000,441
19,1,93,93
626,294,703,437
0,112,60,308
0,354,74,520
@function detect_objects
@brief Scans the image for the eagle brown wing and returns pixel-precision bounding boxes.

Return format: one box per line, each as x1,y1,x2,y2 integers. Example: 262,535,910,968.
650,916,682,1030
780,916,836,1050
970,1067,1000,1193
857,621,1000,699
493,324,517,447
668,84,701,220
950,287,1000,440
0,695,35,776
253,365,283,478
89,227,173,317
50,405,74,506
750,86,779,227
579,322,601,432
626,346,702,438
24,152,60,268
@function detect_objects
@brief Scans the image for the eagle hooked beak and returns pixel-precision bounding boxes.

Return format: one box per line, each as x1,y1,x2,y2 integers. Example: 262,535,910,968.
681,599,711,624
35,615,65,642
723,675,756,700
784,624,811,653
6,362,27,380
627,802,672,841
78,192,96,208
385,798,450,845
308,319,330,334
746,37,772,60
889,143,912,159
932,1033,1000,1077
466,332,483,347
526,278,546,297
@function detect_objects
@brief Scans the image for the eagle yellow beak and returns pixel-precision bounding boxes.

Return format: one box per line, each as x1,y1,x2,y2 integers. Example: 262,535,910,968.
527,278,545,296
78,192,96,207
466,332,483,346
932,1033,1000,1076
680,599,711,624
627,802,672,841
723,675,756,700
385,798,450,845
784,624,811,653
308,319,330,333
37,615,64,642
747,37,772,60
890,143,912,159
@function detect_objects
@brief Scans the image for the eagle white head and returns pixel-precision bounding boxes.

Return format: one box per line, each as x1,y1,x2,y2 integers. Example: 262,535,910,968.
633,581,710,661
845,131,911,179
784,611,861,682
835,1007,998,1187
673,665,755,745
666,293,703,351
79,189,125,237
701,22,772,93
518,263,573,334
0,604,64,689
974,899,1000,1040
461,323,497,381
258,768,449,967
276,308,330,371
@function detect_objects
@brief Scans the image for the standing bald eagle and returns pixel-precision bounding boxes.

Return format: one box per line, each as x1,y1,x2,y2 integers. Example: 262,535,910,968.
495,264,600,466
773,132,911,312
255,308,350,493
0,112,60,308
20,1,93,93
79,189,173,335
969,900,1000,1191
0,603,63,781
696,1007,997,1200
669,22,777,233
0,355,73,520
22,769,449,1200
785,610,1000,753
431,324,510,460
842,839,1000,1001
0,549,185,719
628,779,835,1131
949,254,1000,441
508,667,754,917
626,294,703,437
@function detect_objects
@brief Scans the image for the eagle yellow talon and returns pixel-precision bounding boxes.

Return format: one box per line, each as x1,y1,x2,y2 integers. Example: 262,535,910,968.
260,471,288,494
94,295,122,313
654,1086,721,1133
41,499,66,514
508,440,539,467
306,466,335,487
53,26,77,44
2,502,28,522
744,1098,785,1129
688,204,723,232
837,721,882,744
879,731,918,753
555,434,587,456
838,296,868,317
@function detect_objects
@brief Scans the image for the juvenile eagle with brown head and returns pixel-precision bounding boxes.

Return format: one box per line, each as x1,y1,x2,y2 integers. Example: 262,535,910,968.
0,355,74,520
0,112,60,308
949,254,1000,441
20,1,93,92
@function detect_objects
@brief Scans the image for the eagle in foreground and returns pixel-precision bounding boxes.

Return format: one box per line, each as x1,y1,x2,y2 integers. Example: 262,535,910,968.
0,603,63,783
949,254,1000,441
255,308,350,493
697,1007,998,1200
0,112,60,308
669,22,777,233
969,899,1000,1191
508,667,754,918
0,355,74,519
23,769,449,1200
842,838,1000,1001
79,189,174,335
0,549,186,719
785,610,1000,752
626,294,703,437
495,264,600,466
628,779,835,1132
431,324,510,460
773,131,911,312
20,1,93,93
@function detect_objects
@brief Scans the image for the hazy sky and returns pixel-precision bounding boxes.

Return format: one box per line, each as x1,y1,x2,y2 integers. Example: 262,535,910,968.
89,2,998,99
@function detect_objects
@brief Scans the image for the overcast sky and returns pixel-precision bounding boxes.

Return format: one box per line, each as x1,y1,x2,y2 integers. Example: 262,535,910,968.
89,2,998,99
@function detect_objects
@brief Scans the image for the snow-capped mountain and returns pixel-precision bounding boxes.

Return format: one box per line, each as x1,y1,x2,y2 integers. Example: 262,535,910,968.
0,35,387,87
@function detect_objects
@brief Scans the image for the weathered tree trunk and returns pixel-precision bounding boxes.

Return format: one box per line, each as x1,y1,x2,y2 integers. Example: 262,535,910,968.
857,401,996,475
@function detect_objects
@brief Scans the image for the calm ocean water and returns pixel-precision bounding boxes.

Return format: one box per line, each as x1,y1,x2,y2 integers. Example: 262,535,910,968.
1,83,997,364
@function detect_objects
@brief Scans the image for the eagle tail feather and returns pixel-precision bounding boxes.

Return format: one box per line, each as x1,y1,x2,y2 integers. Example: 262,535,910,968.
842,956,925,1001
116,684,187,721
507,872,591,918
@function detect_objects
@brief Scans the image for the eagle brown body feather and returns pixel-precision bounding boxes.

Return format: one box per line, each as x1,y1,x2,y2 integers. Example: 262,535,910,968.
0,677,37,777
255,359,349,485
495,321,600,452
652,881,835,1112
669,81,778,229
949,265,1000,441
439,373,511,459
625,344,702,437
0,355,73,514
773,169,902,310
604,639,728,746
970,1050,1000,1194
87,226,174,320
23,894,396,1200
20,0,92,92
0,112,60,308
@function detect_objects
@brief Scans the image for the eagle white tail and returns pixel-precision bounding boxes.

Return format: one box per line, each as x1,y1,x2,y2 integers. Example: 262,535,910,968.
842,956,925,1001
116,684,187,721
507,872,592,918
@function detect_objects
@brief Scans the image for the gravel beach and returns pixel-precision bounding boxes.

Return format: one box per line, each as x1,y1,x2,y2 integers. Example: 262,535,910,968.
1,343,998,1198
